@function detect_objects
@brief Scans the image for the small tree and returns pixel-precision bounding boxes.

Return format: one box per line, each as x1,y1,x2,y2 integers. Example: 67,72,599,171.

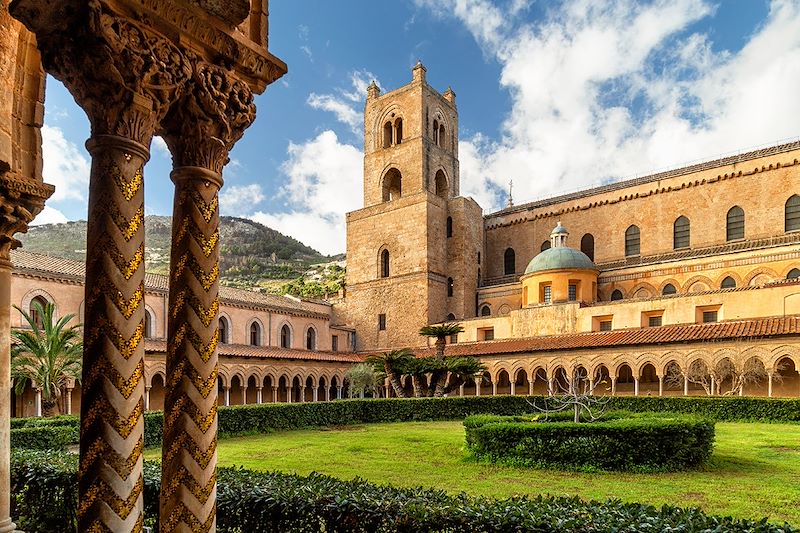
419,322,464,397
532,366,608,423
11,301,82,416
366,348,413,398
345,363,384,399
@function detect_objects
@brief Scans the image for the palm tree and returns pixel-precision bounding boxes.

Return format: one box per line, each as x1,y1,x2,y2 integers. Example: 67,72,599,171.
419,322,465,397
11,301,82,416
366,348,413,398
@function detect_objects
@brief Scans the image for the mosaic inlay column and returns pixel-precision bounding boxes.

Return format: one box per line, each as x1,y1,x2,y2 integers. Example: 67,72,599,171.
0,172,52,533
8,3,190,531
160,61,256,533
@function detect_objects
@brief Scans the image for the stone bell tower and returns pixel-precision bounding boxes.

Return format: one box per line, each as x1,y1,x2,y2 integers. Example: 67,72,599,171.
343,63,483,352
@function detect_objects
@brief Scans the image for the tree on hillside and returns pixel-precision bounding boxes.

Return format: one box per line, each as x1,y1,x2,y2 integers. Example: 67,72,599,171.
419,322,465,397
11,301,82,416
366,348,413,398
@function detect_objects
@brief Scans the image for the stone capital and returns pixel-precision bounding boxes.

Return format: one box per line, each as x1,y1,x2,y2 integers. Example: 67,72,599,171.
0,170,54,259
161,61,257,174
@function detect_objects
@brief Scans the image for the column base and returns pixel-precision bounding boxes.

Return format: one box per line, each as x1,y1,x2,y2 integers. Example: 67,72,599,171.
0,517,18,533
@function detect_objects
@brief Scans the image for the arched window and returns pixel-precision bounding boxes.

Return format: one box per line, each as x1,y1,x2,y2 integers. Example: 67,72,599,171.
786,195,800,232
610,289,623,301
433,119,439,145
394,118,403,145
625,225,640,257
447,277,454,297
218,316,229,344
446,313,456,321
306,328,316,351
673,216,690,249
144,309,154,338
580,233,594,261
504,248,515,275
726,206,744,241
383,121,392,148
434,170,448,198
480,305,491,317
380,249,390,278
439,124,445,147
249,322,261,346
381,168,402,202
540,240,551,252
446,216,453,238
721,276,737,289
280,325,291,349
662,284,677,295
787,268,800,280
29,295,48,329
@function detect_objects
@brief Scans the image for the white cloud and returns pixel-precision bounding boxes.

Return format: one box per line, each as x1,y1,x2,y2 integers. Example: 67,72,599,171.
250,130,363,255
29,205,68,226
220,184,266,216
307,69,378,135
416,0,800,209
151,136,170,159
41,124,90,203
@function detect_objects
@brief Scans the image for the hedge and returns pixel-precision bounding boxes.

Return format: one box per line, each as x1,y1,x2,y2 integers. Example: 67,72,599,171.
11,395,800,451
9,425,77,451
464,412,715,471
10,449,795,533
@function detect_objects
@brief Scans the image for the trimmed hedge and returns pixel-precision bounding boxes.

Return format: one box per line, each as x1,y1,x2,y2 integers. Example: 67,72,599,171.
9,425,77,450
11,395,800,451
10,449,795,533
465,412,715,471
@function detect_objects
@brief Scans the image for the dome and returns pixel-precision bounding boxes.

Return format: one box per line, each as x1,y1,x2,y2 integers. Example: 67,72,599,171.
524,246,597,274
524,222,597,274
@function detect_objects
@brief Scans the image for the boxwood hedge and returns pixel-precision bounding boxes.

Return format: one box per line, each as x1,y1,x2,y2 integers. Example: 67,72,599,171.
10,449,795,533
10,395,799,451
464,412,715,471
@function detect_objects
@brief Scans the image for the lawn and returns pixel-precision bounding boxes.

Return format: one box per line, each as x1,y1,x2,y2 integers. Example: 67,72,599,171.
145,420,800,525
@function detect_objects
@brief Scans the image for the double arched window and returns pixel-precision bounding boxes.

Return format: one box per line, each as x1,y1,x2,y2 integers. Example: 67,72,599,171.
625,225,640,257
673,216,690,249
382,117,403,148
432,118,446,147
280,324,291,349
726,206,745,241
504,248,515,275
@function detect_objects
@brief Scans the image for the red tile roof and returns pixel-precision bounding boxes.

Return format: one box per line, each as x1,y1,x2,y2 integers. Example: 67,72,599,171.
405,316,800,358
144,339,364,363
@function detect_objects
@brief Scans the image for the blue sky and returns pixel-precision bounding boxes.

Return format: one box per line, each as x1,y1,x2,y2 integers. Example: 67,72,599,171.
38,0,800,255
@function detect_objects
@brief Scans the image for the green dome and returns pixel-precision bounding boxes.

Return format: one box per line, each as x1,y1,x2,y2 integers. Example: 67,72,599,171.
524,247,597,274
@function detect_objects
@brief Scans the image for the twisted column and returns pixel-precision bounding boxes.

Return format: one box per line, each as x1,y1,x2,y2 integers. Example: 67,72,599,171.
160,60,256,533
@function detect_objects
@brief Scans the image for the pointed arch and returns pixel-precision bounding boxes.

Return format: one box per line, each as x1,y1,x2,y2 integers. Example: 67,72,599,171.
625,225,640,257
580,233,594,261
673,215,690,249
726,206,745,241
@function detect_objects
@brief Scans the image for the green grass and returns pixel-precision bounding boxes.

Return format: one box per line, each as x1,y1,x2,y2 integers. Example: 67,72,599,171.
145,421,800,525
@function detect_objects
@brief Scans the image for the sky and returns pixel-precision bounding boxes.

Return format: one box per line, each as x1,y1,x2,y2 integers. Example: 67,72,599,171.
37,0,800,256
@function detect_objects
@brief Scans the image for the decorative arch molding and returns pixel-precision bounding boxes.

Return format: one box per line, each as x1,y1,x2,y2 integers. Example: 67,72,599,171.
20,288,57,318
681,275,714,293
278,321,294,349
432,167,450,197
218,311,233,343
714,271,743,288
217,367,232,388
145,362,167,388
628,282,656,299
373,104,404,149
246,317,265,346
143,304,158,338
780,264,800,279
304,323,318,351
744,266,779,286
633,354,661,376
769,346,800,372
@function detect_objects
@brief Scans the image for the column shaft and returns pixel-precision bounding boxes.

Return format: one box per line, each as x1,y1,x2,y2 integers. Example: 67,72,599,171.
0,259,16,533
160,167,222,533
79,135,149,533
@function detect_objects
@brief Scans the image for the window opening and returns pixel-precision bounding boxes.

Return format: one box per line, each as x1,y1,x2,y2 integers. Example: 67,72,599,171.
568,284,577,301
702,311,718,323
720,276,736,289
786,195,800,232
625,225,640,257
280,324,291,348
378,314,386,331
610,289,623,301
250,322,261,346
380,249,390,278
580,233,595,261
503,248,515,275
446,216,453,238
648,315,662,327
306,328,316,351
726,206,745,241
447,277,454,297
673,216,690,249
662,284,677,295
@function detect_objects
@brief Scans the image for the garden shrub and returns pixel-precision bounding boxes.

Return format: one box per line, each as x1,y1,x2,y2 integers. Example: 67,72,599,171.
10,449,794,533
9,425,77,450
10,395,799,451
464,412,715,471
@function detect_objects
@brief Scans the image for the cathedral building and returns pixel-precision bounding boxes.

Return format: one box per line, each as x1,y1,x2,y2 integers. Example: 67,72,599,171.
337,63,800,398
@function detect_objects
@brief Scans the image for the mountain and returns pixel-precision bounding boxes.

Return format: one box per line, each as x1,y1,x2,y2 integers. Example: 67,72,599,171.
17,216,340,290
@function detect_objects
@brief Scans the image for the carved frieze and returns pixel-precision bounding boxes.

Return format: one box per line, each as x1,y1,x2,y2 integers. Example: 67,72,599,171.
0,170,54,258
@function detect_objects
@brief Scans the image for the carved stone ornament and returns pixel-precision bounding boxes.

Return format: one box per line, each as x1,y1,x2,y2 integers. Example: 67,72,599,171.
9,0,192,146
161,61,257,174
0,170,54,259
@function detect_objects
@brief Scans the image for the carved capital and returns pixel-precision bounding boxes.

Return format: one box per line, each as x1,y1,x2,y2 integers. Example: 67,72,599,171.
10,0,192,146
0,171,55,259
161,61,257,174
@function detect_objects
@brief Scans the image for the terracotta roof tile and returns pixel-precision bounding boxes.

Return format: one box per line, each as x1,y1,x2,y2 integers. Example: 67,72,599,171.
11,249,329,318
401,316,800,358
145,339,363,363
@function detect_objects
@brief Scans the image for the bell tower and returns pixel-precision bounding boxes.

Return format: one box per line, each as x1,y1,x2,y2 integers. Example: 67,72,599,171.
343,63,483,352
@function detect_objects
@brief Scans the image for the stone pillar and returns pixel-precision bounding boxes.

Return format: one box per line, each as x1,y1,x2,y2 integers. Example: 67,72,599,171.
475,378,481,397
588,379,595,396
710,376,716,396
658,376,663,397
684,376,689,396
313,386,318,402
459,383,465,397
325,386,330,402
510,382,516,396
528,380,534,395
66,387,73,415
34,388,41,417
611,377,617,396
1,151,52,533
144,387,150,411
242,386,248,405
256,387,262,404
492,381,498,396
272,386,278,403
223,387,230,407
337,386,343,400
768,373,773,398
547,378,554,396
634,377,640,396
